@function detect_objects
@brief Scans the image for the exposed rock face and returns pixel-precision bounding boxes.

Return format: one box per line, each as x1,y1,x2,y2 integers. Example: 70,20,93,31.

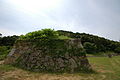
5,39,91,72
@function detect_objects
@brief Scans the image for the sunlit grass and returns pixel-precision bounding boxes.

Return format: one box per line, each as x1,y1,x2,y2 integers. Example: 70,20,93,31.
58,35,72,39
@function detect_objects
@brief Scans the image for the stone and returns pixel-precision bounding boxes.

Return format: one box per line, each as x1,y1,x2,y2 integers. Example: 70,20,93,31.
5,39,91,72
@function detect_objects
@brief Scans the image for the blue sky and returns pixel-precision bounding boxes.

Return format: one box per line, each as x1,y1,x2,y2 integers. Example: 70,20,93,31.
0,0,120,41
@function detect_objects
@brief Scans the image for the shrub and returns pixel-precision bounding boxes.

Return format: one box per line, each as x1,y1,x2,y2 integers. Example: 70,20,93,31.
83,42,97,54
19,29,59,40
114,47,120,53
0,46,11,60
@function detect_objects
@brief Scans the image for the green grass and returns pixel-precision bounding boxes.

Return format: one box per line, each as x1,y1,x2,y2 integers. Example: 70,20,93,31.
88,56,120,80
0,64,16,72
86,51,114,56
1,56,120,80
58,35,71,39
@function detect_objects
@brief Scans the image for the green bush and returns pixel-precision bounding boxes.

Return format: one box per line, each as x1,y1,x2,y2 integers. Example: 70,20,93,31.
19,29,59,40
114,47,120,53
83,42,97,54
0,46,11,60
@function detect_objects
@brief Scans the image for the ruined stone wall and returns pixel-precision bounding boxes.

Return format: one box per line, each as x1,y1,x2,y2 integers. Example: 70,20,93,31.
5,39,91,72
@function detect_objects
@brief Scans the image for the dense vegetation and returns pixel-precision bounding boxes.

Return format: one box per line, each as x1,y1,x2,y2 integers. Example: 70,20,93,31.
0,35,19,46
19,29,59,40
0,35,19,60
0,46,11,60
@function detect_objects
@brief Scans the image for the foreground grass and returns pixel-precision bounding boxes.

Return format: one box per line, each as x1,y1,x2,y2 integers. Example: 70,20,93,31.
0,56,120,80
88,56,120,80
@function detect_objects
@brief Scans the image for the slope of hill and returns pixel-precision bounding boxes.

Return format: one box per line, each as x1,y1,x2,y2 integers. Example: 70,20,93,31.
57,30,120,54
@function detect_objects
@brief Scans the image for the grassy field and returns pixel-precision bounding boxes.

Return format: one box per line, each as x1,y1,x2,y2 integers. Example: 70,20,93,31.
0,56,120,80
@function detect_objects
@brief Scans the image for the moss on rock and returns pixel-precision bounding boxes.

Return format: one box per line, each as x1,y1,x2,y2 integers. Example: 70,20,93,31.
5,39,92,73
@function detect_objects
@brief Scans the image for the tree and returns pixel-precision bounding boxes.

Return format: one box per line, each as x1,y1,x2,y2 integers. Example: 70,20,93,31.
0,35,19,46
83,42,97,54
114,47,120,53
0,33,2,37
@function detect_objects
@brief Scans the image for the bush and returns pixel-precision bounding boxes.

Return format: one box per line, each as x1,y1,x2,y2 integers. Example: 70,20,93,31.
83,42,97,54
0,46,11,60
19,29,59,40
114,47,120,53
0,35,19,46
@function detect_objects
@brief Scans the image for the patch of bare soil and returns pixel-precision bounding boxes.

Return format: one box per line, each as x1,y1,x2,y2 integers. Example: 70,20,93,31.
0,70,90,80
0,69,107,80
0,60,4,65
0,69,30,80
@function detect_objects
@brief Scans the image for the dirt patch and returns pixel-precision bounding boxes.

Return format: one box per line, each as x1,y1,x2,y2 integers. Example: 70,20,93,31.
97,69,114,73
0,69,96,80
24,74,95,80
0,60,4,65
1,69,30,80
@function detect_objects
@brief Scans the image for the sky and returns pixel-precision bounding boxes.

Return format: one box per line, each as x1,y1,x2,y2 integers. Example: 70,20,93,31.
0,0,120,41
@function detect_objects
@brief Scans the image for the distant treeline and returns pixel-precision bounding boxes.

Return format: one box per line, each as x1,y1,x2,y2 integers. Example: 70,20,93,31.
0,35,19,46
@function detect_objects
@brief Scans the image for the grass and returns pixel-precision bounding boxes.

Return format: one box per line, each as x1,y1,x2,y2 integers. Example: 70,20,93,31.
0,56,120,80
0,64,15,72
86,51,114,57
58,35,72,39
88,56,120,80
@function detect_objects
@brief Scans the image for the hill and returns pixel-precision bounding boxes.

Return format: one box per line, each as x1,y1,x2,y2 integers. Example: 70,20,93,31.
57,30,120,54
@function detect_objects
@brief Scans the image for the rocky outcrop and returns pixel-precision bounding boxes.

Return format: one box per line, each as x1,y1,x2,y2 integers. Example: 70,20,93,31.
5,39,91,72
